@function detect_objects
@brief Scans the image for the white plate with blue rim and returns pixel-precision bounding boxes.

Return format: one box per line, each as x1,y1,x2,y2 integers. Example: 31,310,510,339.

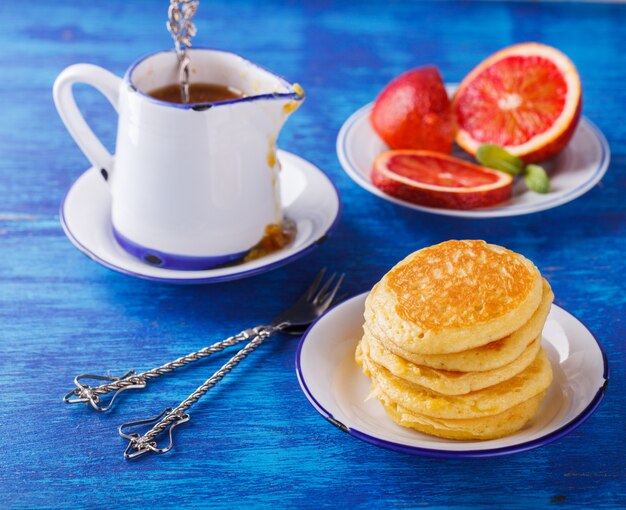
337,92,610,218
61,150,341,284
296,292,608,458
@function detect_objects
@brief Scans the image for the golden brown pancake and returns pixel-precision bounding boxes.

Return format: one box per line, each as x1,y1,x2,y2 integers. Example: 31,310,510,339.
359,333,541,395
365,240,543,354
357,346,553,419
366,278,553,372
355,241,553,441
376,387,545,440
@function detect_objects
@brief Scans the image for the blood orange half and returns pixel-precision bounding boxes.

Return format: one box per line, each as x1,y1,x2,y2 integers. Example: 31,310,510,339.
372,151,512,210
452,43,582,163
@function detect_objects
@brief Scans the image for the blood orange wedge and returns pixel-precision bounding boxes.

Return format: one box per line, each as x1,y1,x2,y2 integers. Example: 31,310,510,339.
452,43,582,163
372,151,513,210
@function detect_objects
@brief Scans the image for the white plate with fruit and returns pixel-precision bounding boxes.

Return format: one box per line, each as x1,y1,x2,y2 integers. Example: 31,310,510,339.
337,43,610,218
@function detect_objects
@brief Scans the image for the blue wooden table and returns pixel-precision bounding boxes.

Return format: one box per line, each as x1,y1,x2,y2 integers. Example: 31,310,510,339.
1,1,624,508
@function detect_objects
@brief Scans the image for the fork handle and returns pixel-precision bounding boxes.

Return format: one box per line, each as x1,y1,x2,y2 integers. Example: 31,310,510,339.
65,326,269,412
122,325,278,458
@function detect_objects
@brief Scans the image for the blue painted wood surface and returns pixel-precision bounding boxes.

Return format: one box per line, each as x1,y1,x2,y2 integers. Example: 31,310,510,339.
1,1,624,508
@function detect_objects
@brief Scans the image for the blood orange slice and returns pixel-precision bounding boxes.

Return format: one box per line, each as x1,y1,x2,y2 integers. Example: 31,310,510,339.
452,43,582,163
372,151,512,210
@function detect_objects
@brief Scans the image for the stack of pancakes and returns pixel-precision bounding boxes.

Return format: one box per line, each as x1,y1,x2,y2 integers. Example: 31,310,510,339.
356,240,553,440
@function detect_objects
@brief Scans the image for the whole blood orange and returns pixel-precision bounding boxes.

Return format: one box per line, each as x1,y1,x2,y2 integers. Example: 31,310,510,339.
372,151,512,209
370,66,453,153
452,43,582,163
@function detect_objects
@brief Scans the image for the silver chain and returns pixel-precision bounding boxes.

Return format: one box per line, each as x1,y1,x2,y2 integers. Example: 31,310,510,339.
126,326,276,454
65,327,265,411
94,329,258,394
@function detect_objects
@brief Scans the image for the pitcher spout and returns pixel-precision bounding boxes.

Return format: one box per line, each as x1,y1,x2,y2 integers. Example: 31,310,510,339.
259,82,305,140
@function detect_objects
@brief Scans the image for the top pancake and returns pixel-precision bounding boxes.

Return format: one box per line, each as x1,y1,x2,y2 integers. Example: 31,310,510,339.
366,240,543,354
367,278,553,372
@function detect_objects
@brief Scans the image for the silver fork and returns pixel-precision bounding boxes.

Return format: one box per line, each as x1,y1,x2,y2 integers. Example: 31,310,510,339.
116,269,344,459
63,269,342,413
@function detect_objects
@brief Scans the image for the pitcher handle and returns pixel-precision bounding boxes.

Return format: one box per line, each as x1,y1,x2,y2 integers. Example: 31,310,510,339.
53,64,122,181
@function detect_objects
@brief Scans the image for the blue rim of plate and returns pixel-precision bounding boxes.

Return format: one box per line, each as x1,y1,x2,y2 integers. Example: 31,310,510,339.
295,292,609,459
59,153,342,284
337,103,610,218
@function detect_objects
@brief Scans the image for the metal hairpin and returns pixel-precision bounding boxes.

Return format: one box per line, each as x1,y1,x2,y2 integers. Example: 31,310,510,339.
118,269,344,460
167,0,199,103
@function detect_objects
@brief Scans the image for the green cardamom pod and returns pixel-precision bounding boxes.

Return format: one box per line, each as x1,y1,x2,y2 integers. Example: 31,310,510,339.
476,144,524,176
524,164,551,193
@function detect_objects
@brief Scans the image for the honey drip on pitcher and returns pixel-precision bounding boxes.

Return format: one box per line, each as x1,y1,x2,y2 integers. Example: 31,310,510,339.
244,219,297,262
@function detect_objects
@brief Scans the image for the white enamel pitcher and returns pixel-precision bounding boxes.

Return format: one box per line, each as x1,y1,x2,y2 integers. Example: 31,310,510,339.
53,49,303,270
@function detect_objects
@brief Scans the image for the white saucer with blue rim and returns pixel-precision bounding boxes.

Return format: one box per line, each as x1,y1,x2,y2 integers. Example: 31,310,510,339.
337,96,610,218
61,150,341,283
297,292,608,458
